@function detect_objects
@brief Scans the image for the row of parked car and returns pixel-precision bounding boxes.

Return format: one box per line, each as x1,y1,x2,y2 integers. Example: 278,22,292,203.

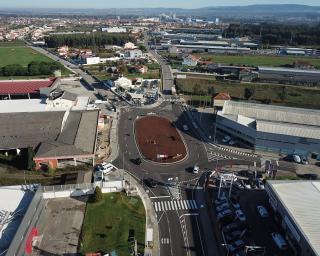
215,191,290,255
214,194,249,256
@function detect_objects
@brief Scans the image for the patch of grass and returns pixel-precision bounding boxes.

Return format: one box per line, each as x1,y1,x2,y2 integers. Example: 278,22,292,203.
80,192,146,256
0,40,26,47
195,53,320,69
0,45,71,77
0,47,53,67
176,78,320,109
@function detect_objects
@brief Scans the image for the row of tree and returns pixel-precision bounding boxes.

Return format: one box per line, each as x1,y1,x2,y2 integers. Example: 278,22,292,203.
0,61,63,77
45,32,135,48
225,23,320,46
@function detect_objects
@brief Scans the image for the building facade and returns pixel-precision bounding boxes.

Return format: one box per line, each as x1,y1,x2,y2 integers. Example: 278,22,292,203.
216,101,320,156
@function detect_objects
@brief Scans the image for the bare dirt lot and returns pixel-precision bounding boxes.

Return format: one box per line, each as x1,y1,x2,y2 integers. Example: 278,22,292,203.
32,197,87,255
135,116,187,163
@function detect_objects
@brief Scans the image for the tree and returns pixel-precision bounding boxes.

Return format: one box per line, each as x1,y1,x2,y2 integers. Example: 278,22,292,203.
27,147,36,171
244,87,255,100
93,186,103,203
278,86,288,102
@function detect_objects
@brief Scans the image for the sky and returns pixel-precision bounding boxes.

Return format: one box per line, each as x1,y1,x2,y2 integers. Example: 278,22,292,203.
0,0,319,9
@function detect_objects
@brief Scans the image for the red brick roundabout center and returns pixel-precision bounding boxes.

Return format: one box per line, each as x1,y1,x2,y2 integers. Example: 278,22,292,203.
135,115,188,164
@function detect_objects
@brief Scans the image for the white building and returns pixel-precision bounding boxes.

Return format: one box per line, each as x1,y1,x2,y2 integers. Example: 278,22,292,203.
124,42,137,50
102,27,127,33
182,55,199,66
85,57,101,65
216,101,320,155
114,77,133,91
120,49,143,60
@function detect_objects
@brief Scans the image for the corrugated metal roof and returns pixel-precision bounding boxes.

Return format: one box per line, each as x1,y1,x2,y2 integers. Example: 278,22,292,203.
222,101,320,127
268,181,320,256
0,79,55,95
257,120,320,140
258,66,320,74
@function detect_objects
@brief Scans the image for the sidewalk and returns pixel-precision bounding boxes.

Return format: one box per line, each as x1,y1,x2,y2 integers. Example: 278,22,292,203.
105,109,120,163
114,169,160,256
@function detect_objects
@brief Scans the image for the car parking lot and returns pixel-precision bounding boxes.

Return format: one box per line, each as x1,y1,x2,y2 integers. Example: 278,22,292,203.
209,171,293,256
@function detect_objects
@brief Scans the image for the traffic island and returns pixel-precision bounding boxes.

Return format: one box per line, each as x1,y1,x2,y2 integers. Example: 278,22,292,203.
135,115,187,164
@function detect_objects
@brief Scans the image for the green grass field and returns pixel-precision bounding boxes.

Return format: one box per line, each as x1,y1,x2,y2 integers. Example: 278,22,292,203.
80,192,145,256
0,46,54,67
176,78,320,109
0,45,71,76
195,54,320,69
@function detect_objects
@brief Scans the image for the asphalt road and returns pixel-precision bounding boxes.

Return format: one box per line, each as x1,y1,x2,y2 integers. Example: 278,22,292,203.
112,100,256,256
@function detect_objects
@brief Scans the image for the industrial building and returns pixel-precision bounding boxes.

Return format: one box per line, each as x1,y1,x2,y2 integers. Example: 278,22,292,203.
266,180,320,256
171,44,251,54
216,101,320,155
258,66,320,85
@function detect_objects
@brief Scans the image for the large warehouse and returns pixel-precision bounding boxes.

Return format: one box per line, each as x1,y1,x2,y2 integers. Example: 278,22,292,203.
258,66,320,85
0,109,99,170
266,180,320,256
216,101,320,155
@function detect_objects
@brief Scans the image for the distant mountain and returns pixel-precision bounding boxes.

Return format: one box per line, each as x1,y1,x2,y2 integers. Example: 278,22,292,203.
0,4,319,19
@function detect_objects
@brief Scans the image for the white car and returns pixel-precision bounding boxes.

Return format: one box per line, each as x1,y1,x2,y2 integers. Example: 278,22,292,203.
193,165,200,174
272,233,288,250
257,205,269,218
222,136,231,143
183,125,189,131
235,210,246,222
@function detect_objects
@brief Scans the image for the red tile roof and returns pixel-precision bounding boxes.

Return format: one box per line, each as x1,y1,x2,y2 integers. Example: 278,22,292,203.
0,78,56,95
213,92,231,100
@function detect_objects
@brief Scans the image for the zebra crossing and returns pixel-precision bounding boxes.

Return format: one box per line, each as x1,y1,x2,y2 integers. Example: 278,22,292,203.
163,98,182,103
153,200,198,212
207,151,235,162
161,238,170,245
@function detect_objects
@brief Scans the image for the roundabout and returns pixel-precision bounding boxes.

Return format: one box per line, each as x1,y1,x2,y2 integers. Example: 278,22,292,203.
134,115,188,164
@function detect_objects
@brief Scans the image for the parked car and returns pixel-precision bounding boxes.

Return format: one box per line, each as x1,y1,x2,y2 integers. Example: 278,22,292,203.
271,233,288,250
257,205,269,218
235,210,246,222
227,240,245,253
216,203,230,212
225,230,243,242
217,209,233,220
229,140,236,146
230,198,241,209
183,125,188,131
222,136,231,143
222,222,241,233
215,197,228,206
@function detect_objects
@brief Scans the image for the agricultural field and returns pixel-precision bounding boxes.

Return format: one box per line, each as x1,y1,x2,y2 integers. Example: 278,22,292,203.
80,192,145,256
176,78,320,109
194,53,320,69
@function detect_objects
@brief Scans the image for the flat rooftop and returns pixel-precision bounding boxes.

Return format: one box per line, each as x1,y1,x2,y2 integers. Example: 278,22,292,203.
268,180,320,256
0,185,35,253
0,78,56,95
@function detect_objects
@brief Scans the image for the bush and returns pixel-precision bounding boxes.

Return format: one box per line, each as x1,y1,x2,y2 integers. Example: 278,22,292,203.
93,186,103,203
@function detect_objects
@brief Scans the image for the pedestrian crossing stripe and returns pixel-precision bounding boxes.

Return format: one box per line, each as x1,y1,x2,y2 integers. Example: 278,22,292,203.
161,238,170,244
207,151,234,162
153,200,198,212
